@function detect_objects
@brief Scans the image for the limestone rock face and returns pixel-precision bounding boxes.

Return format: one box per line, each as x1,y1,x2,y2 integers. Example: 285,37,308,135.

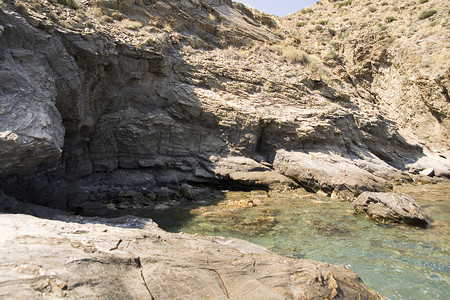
0,208,382,299
353,192,433,227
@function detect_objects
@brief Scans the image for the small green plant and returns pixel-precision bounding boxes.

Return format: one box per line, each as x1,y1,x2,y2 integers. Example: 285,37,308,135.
318,20,329,25
122,19,142,30
369,7,377,12
336,0,352,8
328,27,337,36
419,0,429,4
381,1,388,6
419,9,437,20
268,44,310,65
268,44,283,55
56,0,79,9
283,47,310,64
429,20,439,26
325,50,338,61
296,21,307,27
301,8,314,14
378,23,388,30
385,16,397,23
315,25,325,32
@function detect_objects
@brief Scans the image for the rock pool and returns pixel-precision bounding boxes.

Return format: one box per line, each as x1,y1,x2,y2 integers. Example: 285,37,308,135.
138,183,450,299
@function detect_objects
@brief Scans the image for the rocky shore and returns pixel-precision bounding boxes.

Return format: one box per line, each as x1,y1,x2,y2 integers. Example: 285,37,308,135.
0,196,382,299
0,0,449,298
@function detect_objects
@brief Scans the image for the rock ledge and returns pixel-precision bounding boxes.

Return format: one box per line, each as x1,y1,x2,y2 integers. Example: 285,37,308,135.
0,206,382,299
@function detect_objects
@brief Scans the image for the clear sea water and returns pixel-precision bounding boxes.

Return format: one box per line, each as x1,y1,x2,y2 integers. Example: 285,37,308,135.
147,183,450,300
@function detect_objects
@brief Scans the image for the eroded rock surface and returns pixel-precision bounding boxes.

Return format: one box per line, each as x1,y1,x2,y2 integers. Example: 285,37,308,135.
0,204,382,299
353,192,433,227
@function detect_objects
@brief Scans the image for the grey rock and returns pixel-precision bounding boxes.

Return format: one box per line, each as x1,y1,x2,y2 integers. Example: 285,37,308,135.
0,9,65,177
353,192,433,228
274,150,391,200
180,183,196,200
0,210,382,299
153,186,178,201
1,0,449,208
212,156,298,188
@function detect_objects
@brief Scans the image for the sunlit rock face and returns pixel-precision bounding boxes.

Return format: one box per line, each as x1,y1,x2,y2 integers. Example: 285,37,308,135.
0,0,448,208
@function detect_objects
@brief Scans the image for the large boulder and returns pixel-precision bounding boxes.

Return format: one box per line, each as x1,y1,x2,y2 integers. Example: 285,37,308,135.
353,192,433,228
273,150,392,200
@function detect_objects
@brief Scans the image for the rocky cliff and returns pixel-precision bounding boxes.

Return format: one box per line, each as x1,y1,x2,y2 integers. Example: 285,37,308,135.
1,0,449,207
1,0,448,298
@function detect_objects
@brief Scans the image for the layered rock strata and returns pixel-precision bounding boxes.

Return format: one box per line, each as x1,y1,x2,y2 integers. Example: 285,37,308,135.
1,0,448,209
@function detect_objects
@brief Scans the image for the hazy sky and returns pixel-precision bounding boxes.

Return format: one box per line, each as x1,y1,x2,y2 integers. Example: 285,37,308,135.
237,0,319,17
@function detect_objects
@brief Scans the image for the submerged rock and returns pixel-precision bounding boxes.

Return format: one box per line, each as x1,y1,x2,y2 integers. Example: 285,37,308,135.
0,205,382,299
353,192,433,228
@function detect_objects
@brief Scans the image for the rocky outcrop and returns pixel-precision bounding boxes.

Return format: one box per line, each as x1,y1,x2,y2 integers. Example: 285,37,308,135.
273,150,393,200
281,0,450,157
0,200,382,299
0,0,449,206
353,192,433,227
0,10,65,177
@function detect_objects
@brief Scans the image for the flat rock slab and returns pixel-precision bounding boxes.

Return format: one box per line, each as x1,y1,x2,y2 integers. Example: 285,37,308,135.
0,211,382,299
353,192,433,228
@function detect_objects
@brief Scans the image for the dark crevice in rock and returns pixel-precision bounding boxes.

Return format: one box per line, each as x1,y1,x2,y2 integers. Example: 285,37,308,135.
202,268,230,298
441,84,450,103
135,257,155,300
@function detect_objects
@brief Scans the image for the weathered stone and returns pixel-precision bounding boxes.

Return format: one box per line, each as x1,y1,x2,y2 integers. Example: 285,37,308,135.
0,8,65,177
212,156,298,188
180,183,196,200
353,192,433,228
0,205,382,299
273,150,392,200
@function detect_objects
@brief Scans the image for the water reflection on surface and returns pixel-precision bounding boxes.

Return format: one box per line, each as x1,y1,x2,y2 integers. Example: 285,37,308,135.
151,183,450,300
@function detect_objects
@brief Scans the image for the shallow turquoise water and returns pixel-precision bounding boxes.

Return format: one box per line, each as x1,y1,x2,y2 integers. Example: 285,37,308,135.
154,183,450,300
